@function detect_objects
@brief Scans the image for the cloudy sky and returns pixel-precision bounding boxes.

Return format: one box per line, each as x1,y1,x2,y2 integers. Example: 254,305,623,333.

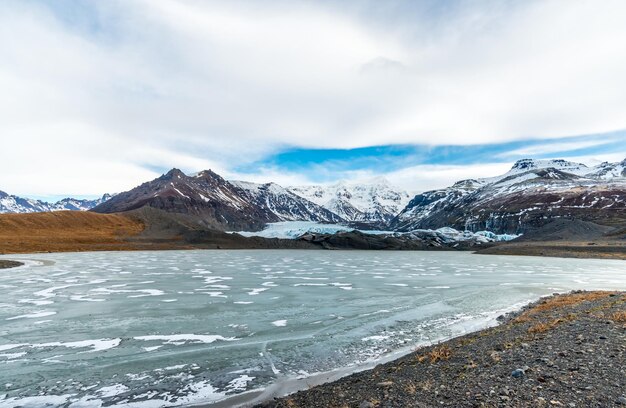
1,0,625,200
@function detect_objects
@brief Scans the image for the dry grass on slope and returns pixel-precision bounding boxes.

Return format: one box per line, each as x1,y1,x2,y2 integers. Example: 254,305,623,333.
0,211,145,254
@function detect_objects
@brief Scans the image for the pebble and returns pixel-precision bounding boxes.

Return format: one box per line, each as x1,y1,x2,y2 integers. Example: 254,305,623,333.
511,366,529,378
617,396,626,405
359,401,375,408
512,369,524,378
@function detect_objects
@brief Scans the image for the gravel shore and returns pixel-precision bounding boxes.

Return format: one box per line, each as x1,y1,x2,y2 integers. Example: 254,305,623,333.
0,260,22,269
257,291,625,407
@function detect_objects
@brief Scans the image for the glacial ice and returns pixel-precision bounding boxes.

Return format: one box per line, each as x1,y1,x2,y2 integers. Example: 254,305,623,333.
234,221,519,242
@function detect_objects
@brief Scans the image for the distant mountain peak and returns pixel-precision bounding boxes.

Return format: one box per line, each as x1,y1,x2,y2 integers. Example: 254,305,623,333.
162,168,186,179
510,158,587,173
288,180,410,226
0,191,113,214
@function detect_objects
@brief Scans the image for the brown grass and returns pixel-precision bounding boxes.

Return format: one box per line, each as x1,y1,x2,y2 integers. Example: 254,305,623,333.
429,345,452,363
531,292,613,313
404,382,417,395
285,399,298,408
490,351,501,363
528,314,577,334
610,311,626,323
0,211,145,254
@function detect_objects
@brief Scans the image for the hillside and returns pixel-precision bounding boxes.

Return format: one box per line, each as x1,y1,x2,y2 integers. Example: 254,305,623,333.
0,211,145,254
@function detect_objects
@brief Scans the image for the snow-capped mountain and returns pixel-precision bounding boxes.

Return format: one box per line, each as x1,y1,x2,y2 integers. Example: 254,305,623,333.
288,178,411,227
391,158,626,234
0,191,112,214
92,169,343,231
230,180,344,224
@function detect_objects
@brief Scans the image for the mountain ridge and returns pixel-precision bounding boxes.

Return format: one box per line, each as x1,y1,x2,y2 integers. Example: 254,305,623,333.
391,158,626,234
5,157,625,237
0,191,112,214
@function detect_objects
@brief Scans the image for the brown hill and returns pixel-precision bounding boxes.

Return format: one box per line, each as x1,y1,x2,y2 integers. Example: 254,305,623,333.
0,211,145,254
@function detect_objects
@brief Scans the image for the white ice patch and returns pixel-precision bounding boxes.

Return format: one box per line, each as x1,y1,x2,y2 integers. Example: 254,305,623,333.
134,334,238,345
70,295,105,302
36,339,122,353
247,288,269,296
226,375,255,391
361,335,390,342
6,311,56,320
0,352,26,359
164,364,187,371
17,299,54,306
0,395,73,408
271,320,287,327
96,384,129,398
90,288,164,298
0,339,120,354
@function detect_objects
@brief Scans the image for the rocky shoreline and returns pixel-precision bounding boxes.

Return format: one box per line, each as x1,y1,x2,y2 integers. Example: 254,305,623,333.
256,291,626,407
0,260,23,269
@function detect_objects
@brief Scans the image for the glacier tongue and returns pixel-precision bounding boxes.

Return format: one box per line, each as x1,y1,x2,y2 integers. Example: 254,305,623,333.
234,221,356,239
233,221,519,242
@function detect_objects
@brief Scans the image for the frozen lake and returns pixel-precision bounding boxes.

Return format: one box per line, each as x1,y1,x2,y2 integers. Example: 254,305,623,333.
1,250,625,407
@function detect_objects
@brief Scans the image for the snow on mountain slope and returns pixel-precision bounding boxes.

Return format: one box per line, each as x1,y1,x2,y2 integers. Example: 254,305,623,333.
230,181,344,223
585,158,626,179
288,178,410,226
0,191,112,214
392,158,626,234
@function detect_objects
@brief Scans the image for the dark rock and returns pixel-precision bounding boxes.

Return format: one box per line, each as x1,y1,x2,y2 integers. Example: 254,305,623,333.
511,369,525,378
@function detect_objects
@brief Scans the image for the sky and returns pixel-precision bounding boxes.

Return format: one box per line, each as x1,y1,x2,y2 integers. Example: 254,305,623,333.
1,0,625,201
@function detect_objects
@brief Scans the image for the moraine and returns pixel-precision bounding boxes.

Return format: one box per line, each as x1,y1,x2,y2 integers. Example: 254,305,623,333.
1,250,625,407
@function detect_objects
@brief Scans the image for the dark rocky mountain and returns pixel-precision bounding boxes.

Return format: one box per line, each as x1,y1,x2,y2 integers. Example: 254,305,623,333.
391,158,626,234
0,191,112,214
92,169,344,231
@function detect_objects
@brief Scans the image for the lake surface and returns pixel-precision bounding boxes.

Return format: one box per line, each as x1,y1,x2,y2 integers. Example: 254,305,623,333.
1,250,625,407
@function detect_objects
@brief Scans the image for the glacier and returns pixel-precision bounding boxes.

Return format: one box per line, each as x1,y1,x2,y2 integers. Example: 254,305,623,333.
233,221,519,242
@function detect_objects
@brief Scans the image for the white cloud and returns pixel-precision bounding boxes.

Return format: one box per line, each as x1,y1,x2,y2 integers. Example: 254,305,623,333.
496,140,615,158
1,0,626,195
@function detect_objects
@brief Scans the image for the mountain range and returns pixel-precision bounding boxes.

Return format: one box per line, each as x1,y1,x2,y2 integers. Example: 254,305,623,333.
2,157,625,235
391,158,626,234
288,179,411,228
0,191,112,214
